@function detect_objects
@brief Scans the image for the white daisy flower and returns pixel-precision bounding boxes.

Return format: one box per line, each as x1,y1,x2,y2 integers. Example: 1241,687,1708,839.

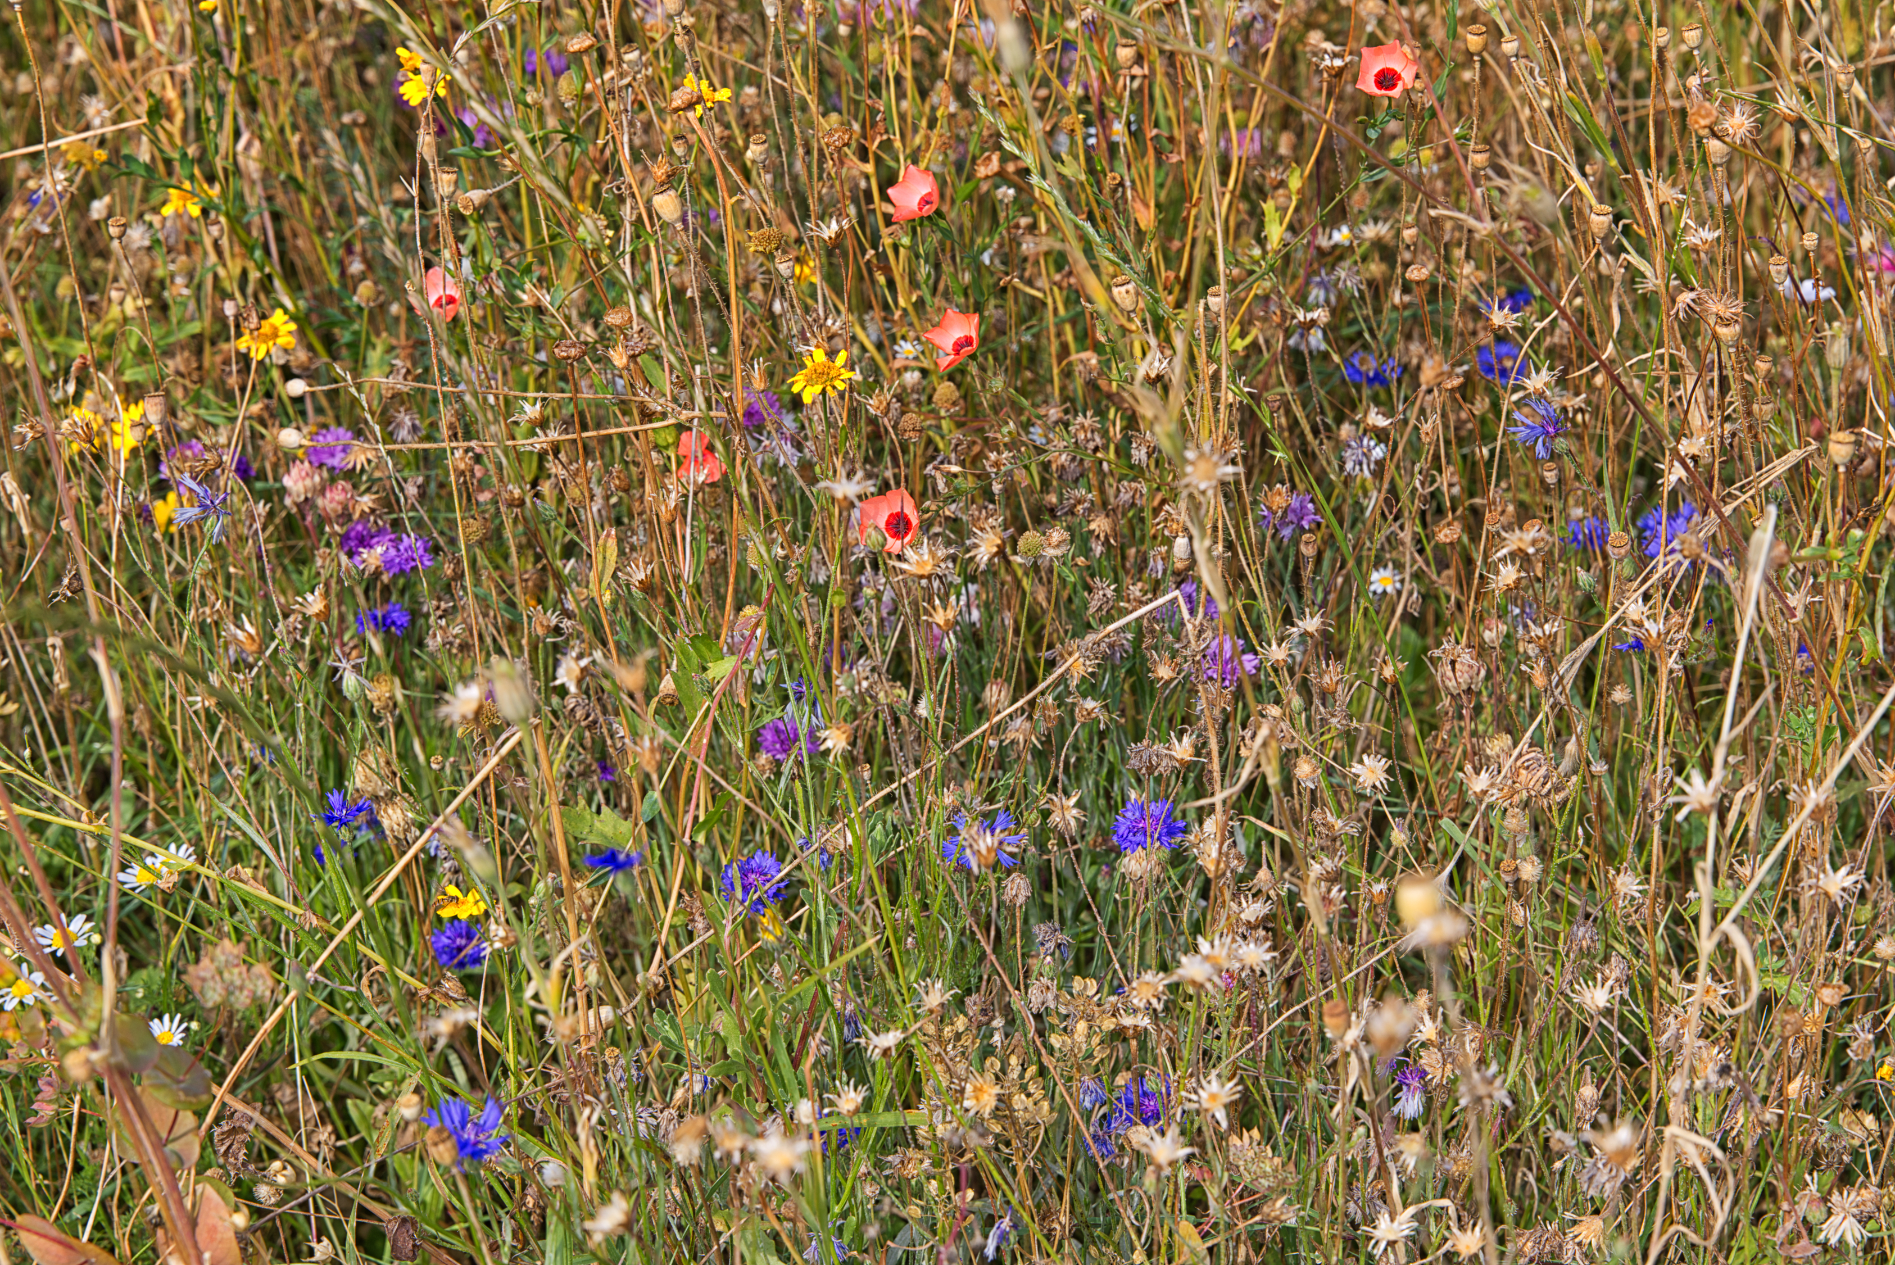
118,858,166,893
1368,567,1403,597
33,913,99,954
2,965,47,1010
149,1013,189,1047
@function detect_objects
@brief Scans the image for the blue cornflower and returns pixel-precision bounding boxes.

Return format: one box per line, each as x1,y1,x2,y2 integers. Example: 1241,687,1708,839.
1477,340,1524,384
1565,516,1612,550
942,810,1026,871
1637,502,1699,559
984,1210,1015,1261
431,919,488,970
319,789,372,832
1826,187,1852,228
757,716,819,761
1101,1076,1170,1136
583,848,645,874
1078,1077,1111,1110
1340,435,1386,477
1261,491,1321,541
1508,397,1566,459
743,388,787,430
169,472,233,543
1499,287,1536,311
1203,634,1259,688
803,1233,851,1262
422,1096,509,1169
356,601,413,637
523,47,570,79
1612,636,1647,652
1341,350,1401,387
1175,578,1219,622
720,849,788,914
1112,798,1186,854
596,760,617,782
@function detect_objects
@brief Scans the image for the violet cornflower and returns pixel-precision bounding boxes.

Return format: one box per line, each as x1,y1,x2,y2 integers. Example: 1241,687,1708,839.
1508,397,1566,459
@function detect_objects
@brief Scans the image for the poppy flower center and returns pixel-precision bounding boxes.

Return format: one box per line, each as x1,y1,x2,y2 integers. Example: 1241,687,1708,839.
916,192,935,213
951,335,975,354
1373,67,1401,91
882,511,914,540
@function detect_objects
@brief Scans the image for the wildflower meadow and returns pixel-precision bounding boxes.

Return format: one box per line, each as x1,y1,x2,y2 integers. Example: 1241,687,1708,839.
3,0,1895,1260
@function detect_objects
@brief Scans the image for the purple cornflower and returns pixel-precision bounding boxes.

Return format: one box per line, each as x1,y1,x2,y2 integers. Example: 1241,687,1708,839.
1202,633,1260,687
596,760,617,782
1261,491,1321,540
422,1096,509,1169
757,717,813,760
305,427,357,470
381,534,436,575
1078,1077,1111,1110
169,472,233,543
583,847,644,874
159,441,206,480
523,47,570,79
1392,1061,1427,1120
1508,396,1566,459
1477,340,1523,384
720,849,788,913
1565,516,1612,550
456,107,497,149
1500,287,1535,311
1112,798,1186,854
431,920,487,970
743,388,787,429
941,809,1025,871
1342,350,1401,387
355,601,413,637
1174,578,1218,621
1637,502,1699,559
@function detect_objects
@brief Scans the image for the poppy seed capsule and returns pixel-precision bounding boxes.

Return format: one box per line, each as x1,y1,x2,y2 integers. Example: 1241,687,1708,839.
1802,231,1820,255
1203,286,1224,316
1838,64,1857,92
773,249,797,279
1405,263,1432,283
566,32,598,54
1653,25,1670,48
455,187,491,215
107,216,127,240
1588,204,1613,240
1500,31,1521,57
1607,530,1631,559
1769,254,1789,286
1714,317,1741,345
1469,142,1492,171
744,134,769,164
1704,137,1730,165
652,187,684,224
1681,22,1702,48
142,394,168,427
1114,39,1140,68
1465,23,1488,54
1109,275,1137,311
666,84,703,114
1829,428,1859,467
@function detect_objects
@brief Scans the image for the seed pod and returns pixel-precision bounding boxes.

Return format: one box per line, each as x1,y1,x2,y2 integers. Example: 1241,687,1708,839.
1704,137,1730,165
744,134,769,164
652,187,684,224
1298,531,1319,559
1681,22,1702,49
1802,230,1820,255
1109,274,1137,311
1588,204,1613,240
1607,530,1631,559
1652,25,1670,48
1500,31,1521,57
1769,254,1789,286
1540,460,1560,487
1753,353,1774,379
773,248,797,279
1469,142,1492,171
285,378,308,399
143,393,168,428
1405,263,1432,283
667,84,703,114
604,306,633,328
1829,428,1859,467
455,187,491,215
566,32,598,54
1465,23,1488,53
107,216,127,240
554,339,587,362
1114,38,1140,68
1202,286,1224,316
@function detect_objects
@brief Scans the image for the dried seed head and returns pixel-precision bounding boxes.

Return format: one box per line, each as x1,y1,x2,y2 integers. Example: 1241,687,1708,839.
1114,38,1141,68
1500,31,1521,57
566,32,598,54
1469,143,1492,171
107,215,127,240
1109,275,1138,311
745,134,770,164
1606,530,1631,559
652,187,684,225
667,84,704,114
1588,204,1613,240
1652,25,1670,48
1704,137,1729,165
1802,230,1820,255
1681,21,1703,48
1769,254,1789,286
1465,23,1488,53
1829,428,1859,467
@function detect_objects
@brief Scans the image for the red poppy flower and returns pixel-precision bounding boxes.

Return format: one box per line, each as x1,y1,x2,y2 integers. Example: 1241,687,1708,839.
887,164,940,222
859,489,920,553
677,430,724,485
1357,44,1421,97
921,309,980,371
424,266,462,321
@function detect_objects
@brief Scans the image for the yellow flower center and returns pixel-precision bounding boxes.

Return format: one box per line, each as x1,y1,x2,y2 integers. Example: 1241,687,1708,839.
9,979,34,1000
156,1029,178,1045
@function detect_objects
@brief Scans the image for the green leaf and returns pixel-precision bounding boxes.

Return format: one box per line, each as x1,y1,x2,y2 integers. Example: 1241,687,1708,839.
561,802,638,849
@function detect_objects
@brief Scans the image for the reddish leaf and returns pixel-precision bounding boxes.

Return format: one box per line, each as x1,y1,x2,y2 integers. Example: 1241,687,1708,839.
12,1216,122,1265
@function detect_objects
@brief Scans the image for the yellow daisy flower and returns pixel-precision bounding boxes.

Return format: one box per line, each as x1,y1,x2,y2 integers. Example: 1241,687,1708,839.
160,183,206,219
151,492,181,533
436,884,489,919
395,49,448,106
682,73,732,118
198,0,219,11
787,348,858,405
236,307,297,360
66,397,146,456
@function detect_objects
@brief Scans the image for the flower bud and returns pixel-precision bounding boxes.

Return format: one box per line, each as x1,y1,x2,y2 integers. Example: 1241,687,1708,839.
277,427,305,451
285,377,308,399
1465,23,1488,53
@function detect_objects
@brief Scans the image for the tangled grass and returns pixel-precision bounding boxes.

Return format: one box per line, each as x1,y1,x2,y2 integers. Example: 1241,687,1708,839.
3,0,1895,1261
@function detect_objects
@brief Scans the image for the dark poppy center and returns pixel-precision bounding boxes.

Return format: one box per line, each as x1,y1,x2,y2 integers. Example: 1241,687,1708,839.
951,335,975,354
1373,67,1401,91
917,192,935,212
883,511,914,539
